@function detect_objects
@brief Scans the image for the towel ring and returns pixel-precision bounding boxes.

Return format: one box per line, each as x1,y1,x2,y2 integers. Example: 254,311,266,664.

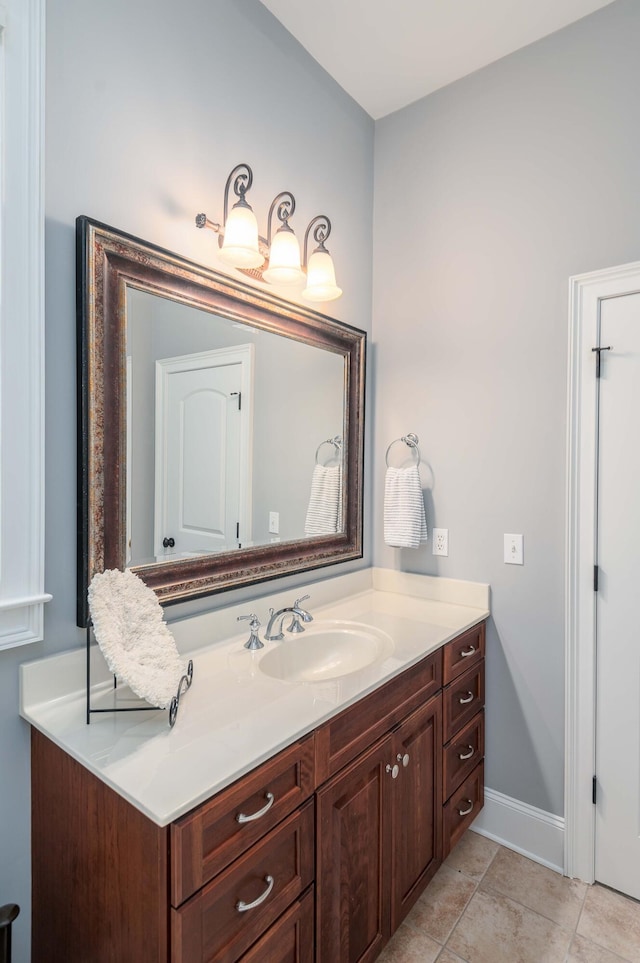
385,433,421,468
315,436,342,466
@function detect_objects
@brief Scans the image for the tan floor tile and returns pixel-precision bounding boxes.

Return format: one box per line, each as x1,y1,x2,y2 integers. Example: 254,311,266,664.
568,933,629,962
377,921,441,963
447,888,573,963
480,846,587,929
405,863,477,943
437,949,468,963
577,884,640,962
444,830,499,882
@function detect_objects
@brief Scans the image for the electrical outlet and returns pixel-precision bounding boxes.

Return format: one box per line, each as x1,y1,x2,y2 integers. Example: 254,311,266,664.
504,533,524,565
433,528,449,556
269,511,279,535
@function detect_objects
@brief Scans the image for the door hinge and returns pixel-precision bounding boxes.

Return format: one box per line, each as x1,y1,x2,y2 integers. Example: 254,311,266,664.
593,565,599,592
592,775,597,805
236,522,240,539
230,391,242,410
591,345,612,379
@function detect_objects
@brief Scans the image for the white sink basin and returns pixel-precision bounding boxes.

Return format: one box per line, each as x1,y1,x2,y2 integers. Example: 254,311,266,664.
259,620,394,683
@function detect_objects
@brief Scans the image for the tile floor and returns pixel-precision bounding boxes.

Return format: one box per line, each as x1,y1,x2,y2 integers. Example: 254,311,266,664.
378,830,640,963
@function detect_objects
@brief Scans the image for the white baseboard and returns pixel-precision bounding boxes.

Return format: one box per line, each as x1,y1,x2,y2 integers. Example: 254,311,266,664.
471,787,565,874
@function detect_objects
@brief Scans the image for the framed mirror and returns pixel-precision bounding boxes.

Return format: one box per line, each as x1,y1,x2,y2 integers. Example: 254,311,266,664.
76,217,365,626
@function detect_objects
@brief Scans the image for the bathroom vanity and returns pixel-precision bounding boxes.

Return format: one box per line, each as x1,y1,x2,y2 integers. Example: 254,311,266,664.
22,569,488,963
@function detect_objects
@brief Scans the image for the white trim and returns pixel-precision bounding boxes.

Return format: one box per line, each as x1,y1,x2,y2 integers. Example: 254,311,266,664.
0,0,48,650
565,259,640,882
472,788,565,874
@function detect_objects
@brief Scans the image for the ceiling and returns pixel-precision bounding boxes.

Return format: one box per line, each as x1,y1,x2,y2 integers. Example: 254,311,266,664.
258,0,615,119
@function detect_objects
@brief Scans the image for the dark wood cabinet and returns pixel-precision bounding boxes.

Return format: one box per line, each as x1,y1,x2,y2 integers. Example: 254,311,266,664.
390,696,442,931
316,738,392,963
31,620,486,963
315,693,443,963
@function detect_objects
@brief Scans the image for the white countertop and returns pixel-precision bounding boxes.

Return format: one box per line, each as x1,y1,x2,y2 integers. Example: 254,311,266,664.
20,568,489,827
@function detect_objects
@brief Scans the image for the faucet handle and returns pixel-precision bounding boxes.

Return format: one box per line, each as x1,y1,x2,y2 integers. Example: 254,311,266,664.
238,613,261,629
237,613,263,650
293,594,310,608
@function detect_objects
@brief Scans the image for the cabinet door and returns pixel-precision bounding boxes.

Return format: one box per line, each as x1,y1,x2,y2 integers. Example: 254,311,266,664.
316,736,393,963
239,886,314,963
390,694,443,931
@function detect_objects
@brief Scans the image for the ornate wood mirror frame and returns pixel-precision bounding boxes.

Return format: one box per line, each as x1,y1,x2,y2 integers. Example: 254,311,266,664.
76,217,365,626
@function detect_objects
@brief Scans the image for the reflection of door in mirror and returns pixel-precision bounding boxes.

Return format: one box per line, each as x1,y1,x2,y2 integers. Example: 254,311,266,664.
154,346,253,560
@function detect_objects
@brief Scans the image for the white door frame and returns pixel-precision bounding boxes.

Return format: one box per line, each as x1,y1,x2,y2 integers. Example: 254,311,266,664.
154,344,254,557
565,259,640,882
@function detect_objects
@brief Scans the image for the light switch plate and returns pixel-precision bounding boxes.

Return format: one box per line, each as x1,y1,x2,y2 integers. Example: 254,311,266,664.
504,533,524,565
269,511,279,535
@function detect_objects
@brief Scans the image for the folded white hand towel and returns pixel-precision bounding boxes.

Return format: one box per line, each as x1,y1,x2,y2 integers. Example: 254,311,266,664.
384,465,428,548
305,464,342,535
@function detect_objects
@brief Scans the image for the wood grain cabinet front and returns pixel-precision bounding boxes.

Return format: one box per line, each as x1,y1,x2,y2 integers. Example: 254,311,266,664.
172,801,315,963
171,734,315,906
441,621,486,860
315,694,443,963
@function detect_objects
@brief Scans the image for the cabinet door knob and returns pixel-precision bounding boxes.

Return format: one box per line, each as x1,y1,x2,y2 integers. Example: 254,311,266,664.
457,799,474,817
236,875,274,912
459,691,474,705
397,753,410,767
386,763,400,779
458,745,475,761
460,645,476,657
236,791,275,823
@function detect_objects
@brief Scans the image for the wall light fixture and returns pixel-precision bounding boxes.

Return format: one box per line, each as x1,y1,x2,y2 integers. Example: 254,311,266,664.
196,162,342,302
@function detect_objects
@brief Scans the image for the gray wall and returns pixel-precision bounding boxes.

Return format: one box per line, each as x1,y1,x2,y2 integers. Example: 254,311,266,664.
0,2,373,959
373,0,640,816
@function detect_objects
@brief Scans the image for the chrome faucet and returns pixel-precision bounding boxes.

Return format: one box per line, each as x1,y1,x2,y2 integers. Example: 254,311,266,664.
237,613,264,650
264,595,313,641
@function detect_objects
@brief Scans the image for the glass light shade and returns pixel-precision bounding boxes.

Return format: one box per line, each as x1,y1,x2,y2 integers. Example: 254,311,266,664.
262,227,304,285
218,203,264,269
302,249,342,302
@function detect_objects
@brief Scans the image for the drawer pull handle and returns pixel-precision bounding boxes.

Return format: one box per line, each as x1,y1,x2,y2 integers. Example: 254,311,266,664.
460,645,476,657
236,792,275,824
458,799,474,817
459,691,474,705
386,763,400,779
236,875,274,912
458,745,475,761
397,753,410,768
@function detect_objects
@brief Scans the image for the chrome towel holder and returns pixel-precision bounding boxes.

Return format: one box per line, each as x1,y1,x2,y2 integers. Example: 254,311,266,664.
385,432,421,467
315,435,342,466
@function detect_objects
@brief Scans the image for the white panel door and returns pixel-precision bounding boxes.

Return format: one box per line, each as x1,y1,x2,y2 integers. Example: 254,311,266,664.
155,348,252,557
595,291,640,900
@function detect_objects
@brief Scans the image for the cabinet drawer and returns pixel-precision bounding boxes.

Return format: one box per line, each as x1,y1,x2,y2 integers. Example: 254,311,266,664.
315,648,442,781
239,886,314,963
443,661,485,743
171,735,315,906
443,711,484,802
171,800,315,963
443,622,485,684
443,761,484,859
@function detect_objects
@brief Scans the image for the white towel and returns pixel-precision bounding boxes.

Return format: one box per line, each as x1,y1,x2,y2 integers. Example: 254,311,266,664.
384,465,428,548
305,464,342,535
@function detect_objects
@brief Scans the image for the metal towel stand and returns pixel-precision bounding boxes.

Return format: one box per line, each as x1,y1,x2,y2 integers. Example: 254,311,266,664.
0,904,19,963
85,620,193,727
